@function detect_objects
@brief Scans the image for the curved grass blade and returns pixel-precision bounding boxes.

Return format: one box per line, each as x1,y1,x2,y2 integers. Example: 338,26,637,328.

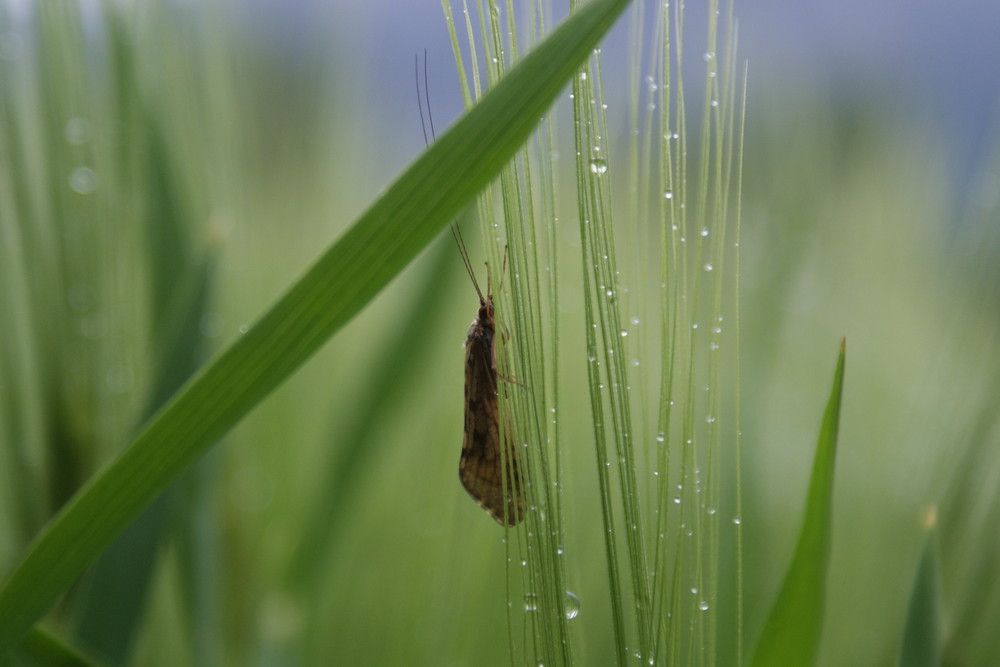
751,338,846,667
0,0,633,652
898,516,941,667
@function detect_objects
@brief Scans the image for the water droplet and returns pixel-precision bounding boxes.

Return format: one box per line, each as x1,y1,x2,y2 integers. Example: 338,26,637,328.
524,594,538,611
80,314,107,340
579,71,588,80
69,167,97,194
664,190,673,199
620,329,628,337
732,515,742,525
589,158,608,174
703,263,714,271
673,496,681,504
64,118,91,145
199,313,224,338
655,433,665,443
564,591,580,619
700,227,709,237
699,600,710,611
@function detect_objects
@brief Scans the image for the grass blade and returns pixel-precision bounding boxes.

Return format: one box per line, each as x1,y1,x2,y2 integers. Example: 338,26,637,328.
0,0,632,652
750,338,846,667
14,626,102,667
898,514,940,667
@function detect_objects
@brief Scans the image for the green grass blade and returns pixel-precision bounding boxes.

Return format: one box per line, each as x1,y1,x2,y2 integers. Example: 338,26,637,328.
898,519,941,667
0,0,632,652
14,626,102,667
750,338,846,667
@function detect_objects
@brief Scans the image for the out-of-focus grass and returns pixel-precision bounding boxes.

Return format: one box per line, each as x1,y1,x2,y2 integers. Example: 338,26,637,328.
1,1,999,666
741,80,1000,665
751,340,844,667
0,0,634,663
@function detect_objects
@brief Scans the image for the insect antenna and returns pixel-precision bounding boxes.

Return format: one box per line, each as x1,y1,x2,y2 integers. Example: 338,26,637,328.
452,224,486,303
415,49,435,146
415,50,485,303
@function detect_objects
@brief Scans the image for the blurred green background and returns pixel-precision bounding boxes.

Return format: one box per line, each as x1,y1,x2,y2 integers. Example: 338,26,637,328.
1,0,999,665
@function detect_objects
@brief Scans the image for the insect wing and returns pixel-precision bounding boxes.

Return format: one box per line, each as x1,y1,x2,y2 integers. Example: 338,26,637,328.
459,306,523,525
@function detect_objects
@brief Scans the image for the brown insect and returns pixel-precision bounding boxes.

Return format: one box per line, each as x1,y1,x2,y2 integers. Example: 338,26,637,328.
455,232,524,525
414,53,522,524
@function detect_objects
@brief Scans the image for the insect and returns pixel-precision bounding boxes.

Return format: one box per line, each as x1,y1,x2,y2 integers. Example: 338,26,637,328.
455,233,524,525
415,52,522,524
